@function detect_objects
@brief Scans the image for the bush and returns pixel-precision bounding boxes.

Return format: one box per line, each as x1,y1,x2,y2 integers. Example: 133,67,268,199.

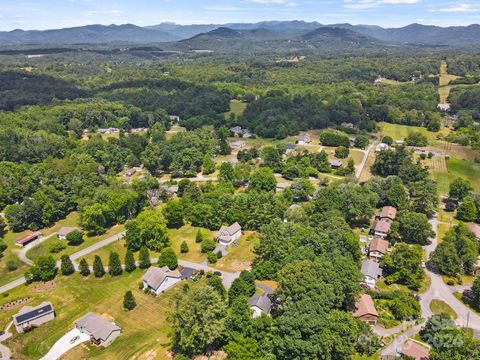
7,259,18,272
335,146,350,159
201,238,217,253
195,230,204,243
49,242,66,254
216,251,223,259
158,247,178,270
319,130,350,147
66,230,84,246
180,241,189,253
123,290,136,311
207,252,218,264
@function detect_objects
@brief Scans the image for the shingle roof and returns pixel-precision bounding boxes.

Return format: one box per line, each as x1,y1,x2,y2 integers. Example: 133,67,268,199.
75,312,120,341
13,302,54,325
401,340,430,360
372,220,391,234
352,294,378,318
218,223,242,237
378,206,397,220
329,159,343,167
248,295,272,313
369,238,389,254
143,266,181,290
58,227,77,237
361,260,382,279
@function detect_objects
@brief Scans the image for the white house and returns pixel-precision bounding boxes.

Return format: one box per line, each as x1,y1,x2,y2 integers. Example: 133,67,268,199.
248,295,272,318
75,312,121,347
216,223,242,246
229,141,246,150
143,266,182,295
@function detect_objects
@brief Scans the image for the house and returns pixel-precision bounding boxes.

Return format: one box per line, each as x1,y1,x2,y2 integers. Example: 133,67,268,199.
375,206,397,223
229,141,246,150
242,132,254,139
230,126,243,137
468,223,480,242
395,140,405,146
329,159,343,169
125,168,137,177
400,340,430,360
296,133,312,145
276,182,290,192
368,238,389,262
374,77,384,84
341,122,354,129
375,143,390,152
75,312,121,347
352,294,378,325
370,220,391,238
169,115,180,122
16,231,42,247
284,144,296,156
58,227,77,240
216,223,242,246
98,128,119,134
13,302,55,333
437,103,451,111
143,266,182,295
361,259,383,288
249,295,272,318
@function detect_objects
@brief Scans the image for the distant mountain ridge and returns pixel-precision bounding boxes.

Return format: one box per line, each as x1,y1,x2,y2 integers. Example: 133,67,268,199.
1,21,480,47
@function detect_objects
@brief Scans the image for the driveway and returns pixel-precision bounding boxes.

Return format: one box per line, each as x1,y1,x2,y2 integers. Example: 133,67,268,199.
177,259,240,289
18,232,58,266
40,328,89,360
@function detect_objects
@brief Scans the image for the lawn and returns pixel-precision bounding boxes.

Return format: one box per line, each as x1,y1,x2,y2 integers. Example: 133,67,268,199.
213,232,258,272
430,299,457,319
1,271,197,359
359,147,376,182
0,212,81,287
432,157,480,194
378,122,449,143
224,100,247,119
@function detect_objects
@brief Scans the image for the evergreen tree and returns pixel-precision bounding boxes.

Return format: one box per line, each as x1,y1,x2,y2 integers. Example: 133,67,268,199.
195,230,204,243
60,255,75,276
79,258,90,277
138,246,151,269
108,251,123,276
456,200,478,222
202,154,216,175
125,250,136,273
93,255,105,278
180,241,189,253
158,247,178,270
123,290,136,311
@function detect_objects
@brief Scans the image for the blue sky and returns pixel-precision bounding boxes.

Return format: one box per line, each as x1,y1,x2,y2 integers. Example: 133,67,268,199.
0,0,479,31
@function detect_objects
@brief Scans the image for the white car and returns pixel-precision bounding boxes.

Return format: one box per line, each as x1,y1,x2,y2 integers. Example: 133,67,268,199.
421,262,426,268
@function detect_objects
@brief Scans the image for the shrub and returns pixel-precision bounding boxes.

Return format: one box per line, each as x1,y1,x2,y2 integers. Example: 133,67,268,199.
180,241,189,253
123,291,136,311
49,242,66,254
207,252,218,264
201,238,217,253
158,247,178,270
7,259,18,272
335,146,350,159
195,230,204,243
66,230,84,246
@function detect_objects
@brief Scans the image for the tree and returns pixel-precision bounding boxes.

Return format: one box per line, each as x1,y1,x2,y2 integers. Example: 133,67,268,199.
456,200,477,222
207,252,218,264
405,132,428,146
66,230,84,246
225,337,264,360
201,238,217,253
229,271,256,304
335,146,350,159
386,183,408,210
180,241,189,253
381,243,424,290
163,200,184,229
125,209,170,251
108,252,123,276
472,275,480,311
158,247,178,270
196,230,205,243
125,250,136,273
382,136,393,146
354,135,369,149
81,203,107,235
207,275,226,299
123,290,136,311
25,256,57,283
79,258,90,277
392,211,434,245
449,178,473,201
138,246,151,269
290,178,315,202
430,241,462,276
170,285,227,356
93,255,105,278
60,255,75,276
248,168,276,192
202,154,216,175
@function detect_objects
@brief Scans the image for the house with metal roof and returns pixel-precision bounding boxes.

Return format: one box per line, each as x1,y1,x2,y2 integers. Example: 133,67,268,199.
13,302,55,333
249,295,272,318
143,266,182,295
216,223,242,246
75,312,121,347
15,231,42,247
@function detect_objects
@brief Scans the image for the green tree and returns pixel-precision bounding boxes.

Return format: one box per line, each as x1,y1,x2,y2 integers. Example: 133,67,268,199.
335,146,350,159
158,247,178,270
207,275,226,299
207,252,218,264
65,230,83,246
180,241,189,253
138,246,151,269
60,255,75,276
108,252,123,276
25,255,57,283
405,132,428,146
163,200,184,229
202,154,216,175
392,210,434,245
290,178,315,202
430,241,462,276
196,230,204,243
170,285,227,356
248,168,276,192
382,136,393,146
381,243,424,290
125,209,170,251
354,135,369,149
449,178,473,201
229,271,256,305
123,290,136,311
472,275,480,311
386,183,408,210
125,250,136,273
225,337,264,360
456,200,477,222
201,238,217,253
81,203,107,235
79,258,90,277
93,255,105,278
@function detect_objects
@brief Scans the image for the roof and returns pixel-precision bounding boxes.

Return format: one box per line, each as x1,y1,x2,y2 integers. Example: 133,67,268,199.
372,220,391,234
13,302,54,325
468,223,480,239
218,223,242,236
248,295,272,313
75,312,121,341
143,266,181,290
329,159,343,167
401,340,430,360
369,238,389,254
361,260,382,279
276,182,290,190
16,231,42,245
285,144,296,150
297,133,311,142
352,294,378,318
58,227,77,237
377,206,397,220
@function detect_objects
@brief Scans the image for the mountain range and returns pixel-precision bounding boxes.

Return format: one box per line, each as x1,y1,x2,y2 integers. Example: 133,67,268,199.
0,21,480,49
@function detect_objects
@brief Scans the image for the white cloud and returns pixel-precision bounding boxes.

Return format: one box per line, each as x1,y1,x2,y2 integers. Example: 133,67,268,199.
435,3,479,13
343,0,419,9
246,0,290,3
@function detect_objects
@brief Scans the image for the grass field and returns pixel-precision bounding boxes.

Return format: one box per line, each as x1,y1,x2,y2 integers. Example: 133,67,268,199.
213,232,258,272
1,271,198,359
0,212,81,287
430,299,457,319
378,122,450,143
439,61,461,87
432,157,480,194
224,100,247,119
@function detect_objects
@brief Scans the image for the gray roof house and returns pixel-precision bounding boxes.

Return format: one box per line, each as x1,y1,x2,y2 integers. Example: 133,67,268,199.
249,295,272,318
216,223,242,246
13,302,55,333
143,266,182,295
329,159,343,169
296,133,312,145
75,312,121,347
361,260,383,289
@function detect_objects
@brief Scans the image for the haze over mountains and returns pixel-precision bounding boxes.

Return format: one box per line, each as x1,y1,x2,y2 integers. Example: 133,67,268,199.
0,21,479,50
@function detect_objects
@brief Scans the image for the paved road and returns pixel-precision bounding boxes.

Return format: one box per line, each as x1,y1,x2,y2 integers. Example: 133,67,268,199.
0,322,12,360
380,324,423,357
177,259,240,289
18,232,58,266
159,176,219,184
355,143,374,179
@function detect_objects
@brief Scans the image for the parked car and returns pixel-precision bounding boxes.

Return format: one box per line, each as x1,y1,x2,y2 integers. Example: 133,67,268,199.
213,271,222,277
70,335,80,344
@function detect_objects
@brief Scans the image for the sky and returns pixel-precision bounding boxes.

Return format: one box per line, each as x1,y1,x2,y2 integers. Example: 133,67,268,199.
0,0,479,31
